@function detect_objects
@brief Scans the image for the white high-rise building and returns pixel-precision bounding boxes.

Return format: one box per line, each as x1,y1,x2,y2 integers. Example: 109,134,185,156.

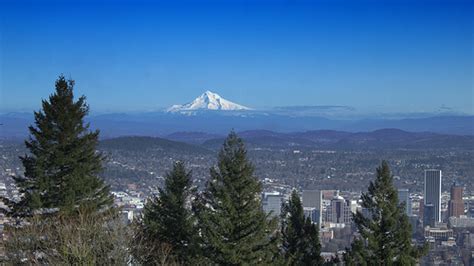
424,170,442,223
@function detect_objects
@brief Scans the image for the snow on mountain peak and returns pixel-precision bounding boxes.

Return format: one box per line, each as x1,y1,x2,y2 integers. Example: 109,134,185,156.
167,91,251,112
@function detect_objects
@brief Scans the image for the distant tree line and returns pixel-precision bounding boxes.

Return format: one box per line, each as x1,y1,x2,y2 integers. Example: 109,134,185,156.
1,76,426,265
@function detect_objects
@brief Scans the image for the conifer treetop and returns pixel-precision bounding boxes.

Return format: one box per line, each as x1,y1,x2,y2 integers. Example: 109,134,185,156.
6,75,112,216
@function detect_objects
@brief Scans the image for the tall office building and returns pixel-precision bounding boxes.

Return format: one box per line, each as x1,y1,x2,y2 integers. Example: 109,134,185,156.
303,190,322,225
424,170,442,223
303,190,322,209
303,207,320,225
423,203,436,227
398,188,412,216
327,191,352,224
448,182,464,218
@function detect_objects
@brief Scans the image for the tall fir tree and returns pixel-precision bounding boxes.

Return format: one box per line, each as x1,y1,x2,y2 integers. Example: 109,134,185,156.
195,131,279,265
301,215,324,265
132,161,197,264
281,190,324,265
344,161,426,265
8,75,112,216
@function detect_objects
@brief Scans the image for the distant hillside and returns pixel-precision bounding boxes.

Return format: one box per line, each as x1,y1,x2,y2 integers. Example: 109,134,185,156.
330,129,472,149
100,136,211,154
165,131,223,144
291,130,352,143
3,112,472,138
201,130,317,150
201,129,474,150
342,116,474,136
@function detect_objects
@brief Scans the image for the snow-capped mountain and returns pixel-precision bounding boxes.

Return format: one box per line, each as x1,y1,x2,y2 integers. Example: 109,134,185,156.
167,91,251,112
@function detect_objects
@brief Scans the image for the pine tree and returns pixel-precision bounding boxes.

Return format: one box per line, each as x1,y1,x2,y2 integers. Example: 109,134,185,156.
281,190,305,262
301,216,324,265
195,131,279,265
8,75,112,215
344,161,426,265
133,161,197,264
281,190,323,265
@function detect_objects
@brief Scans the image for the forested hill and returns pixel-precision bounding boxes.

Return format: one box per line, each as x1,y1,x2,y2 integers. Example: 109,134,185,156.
99,136,212,154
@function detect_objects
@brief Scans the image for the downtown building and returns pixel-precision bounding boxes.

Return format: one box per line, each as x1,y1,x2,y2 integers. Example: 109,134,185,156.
448,182,464,218
302,190,322,226
424,170,442,224
398,188,412,216
326,191,352,226
423,203,436,227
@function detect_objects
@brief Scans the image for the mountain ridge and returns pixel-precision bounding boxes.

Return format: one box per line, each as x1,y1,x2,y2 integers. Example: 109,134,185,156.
1,111,473,138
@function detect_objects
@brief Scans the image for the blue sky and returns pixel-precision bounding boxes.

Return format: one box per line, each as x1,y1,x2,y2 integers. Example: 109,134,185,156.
1,0,473,114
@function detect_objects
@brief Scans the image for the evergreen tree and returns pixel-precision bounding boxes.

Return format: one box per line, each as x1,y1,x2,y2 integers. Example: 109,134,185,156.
301,217,324,265
195,131,279,265
133,161,196,264
281,190,323,265
344,161,426,265
7,75,112,215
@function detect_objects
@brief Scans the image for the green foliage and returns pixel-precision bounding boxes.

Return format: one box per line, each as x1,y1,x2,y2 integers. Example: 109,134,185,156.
131,161,197,264
195,131,279,265
301,216,324,265
281,190,324,265
345,161,426,265
8,75,112,216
